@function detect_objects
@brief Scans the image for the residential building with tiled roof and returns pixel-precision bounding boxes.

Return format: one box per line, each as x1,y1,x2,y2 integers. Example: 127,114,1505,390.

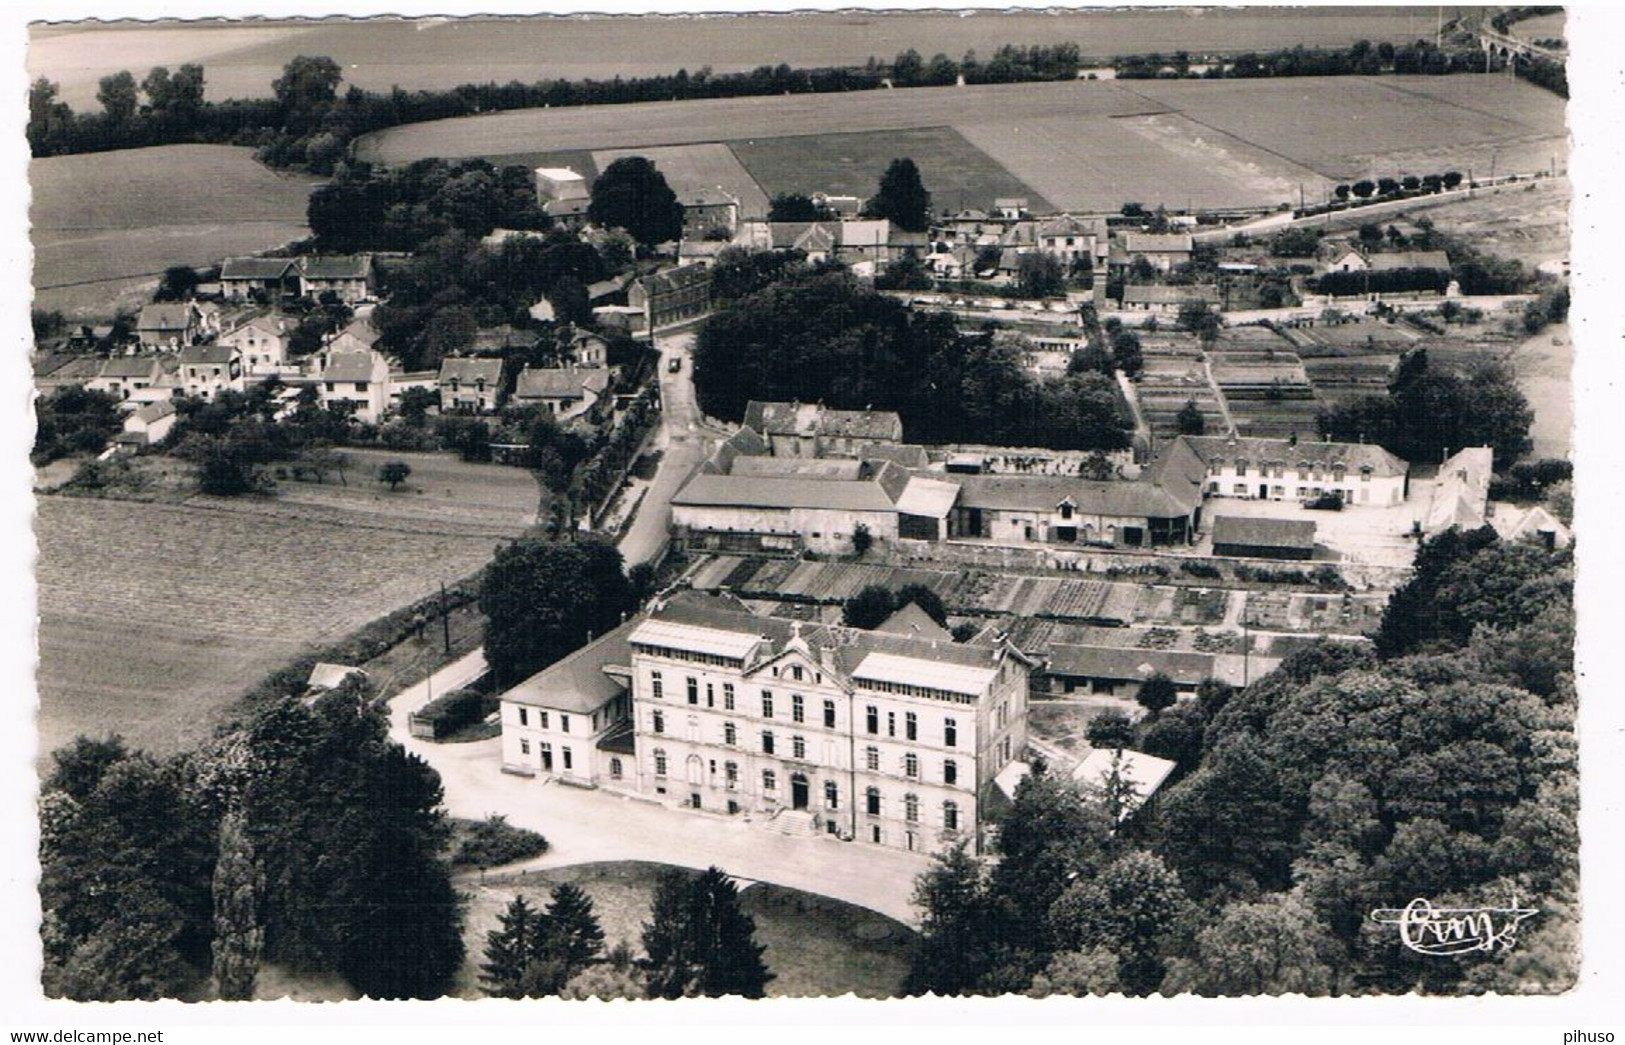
177,343,244,400
318,348,391,423
135,302,202,350
219,257,299,301
218,313,299,373
297,254,375,303
1120,283,1219,312
741,400,904,458
628,263,713,330
437,357,505,414
87,355,167,402
1172,434,1409,508
512,366,612,422
499,617,641,788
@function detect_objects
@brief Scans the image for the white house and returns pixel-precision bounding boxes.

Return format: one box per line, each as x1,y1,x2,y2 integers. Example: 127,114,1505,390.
117,399,178,447
1173,434,1409,507
437,357,505,414
218,313,299,373
177,343,244,400
500,617,640,788
319,348,391,423
512,366,611,422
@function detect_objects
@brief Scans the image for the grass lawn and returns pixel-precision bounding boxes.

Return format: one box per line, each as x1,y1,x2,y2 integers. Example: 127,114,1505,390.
456,860,913,999
33,452,540,765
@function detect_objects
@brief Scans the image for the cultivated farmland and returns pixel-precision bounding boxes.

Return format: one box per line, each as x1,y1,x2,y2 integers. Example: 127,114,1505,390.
30,145,321,319
593,143,772,218
357,75,1565,216
31,8,1444,109
33,452,540,762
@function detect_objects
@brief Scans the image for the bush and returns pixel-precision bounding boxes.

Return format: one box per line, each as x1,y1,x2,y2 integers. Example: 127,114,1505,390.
1179,561,1223,580
452,815,550,868
413,688,495,737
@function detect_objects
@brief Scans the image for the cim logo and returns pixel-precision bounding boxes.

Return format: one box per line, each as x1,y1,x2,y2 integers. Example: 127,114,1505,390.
1369,898,1538,956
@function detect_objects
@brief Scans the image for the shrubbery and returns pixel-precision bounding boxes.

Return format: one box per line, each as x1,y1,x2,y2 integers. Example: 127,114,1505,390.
452,816,550,868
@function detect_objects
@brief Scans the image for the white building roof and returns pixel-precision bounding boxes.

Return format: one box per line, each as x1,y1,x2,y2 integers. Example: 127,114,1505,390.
1072,748,1178,808
852,651,997,696
627,619,763,661
896,476,961,519
994,759,1031,800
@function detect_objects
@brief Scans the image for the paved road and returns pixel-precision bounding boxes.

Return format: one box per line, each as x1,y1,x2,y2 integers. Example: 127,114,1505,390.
616,331,716,567
388,649,934,925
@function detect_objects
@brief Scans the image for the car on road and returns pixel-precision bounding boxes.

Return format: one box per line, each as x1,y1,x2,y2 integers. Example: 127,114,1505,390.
668,356,682,373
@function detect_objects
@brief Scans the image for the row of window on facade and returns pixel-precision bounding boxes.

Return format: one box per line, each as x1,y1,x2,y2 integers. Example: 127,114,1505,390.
649,711,962,782
651,671,964,743
647,750,961,829
517,737,625,777
1216,482,1355,499
1211,459,1373,481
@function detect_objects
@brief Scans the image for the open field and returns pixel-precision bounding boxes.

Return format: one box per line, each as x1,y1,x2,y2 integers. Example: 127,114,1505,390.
32,8,1443,109
457,861,912,998
730,127,1049,215
359,75,1564,215
1415,178,1571,269
30,145,321,319
594,143,771,219
33,453,539,761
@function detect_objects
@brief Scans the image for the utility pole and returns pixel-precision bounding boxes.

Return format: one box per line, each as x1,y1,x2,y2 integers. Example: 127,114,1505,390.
441,581,452,655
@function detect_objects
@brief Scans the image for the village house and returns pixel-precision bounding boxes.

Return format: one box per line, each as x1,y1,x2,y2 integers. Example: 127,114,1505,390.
942,470,1202,548
812,192,862,218
177,343,244,400
116,399,178,448
1035,215,1108,268
500,617,640,789
135,302,205,351
671,458,911,556
679,190,741,241
1114,232,1195,273
219,257,300,301
326,318,382,355
628,264,713,331
87,355,167,403
217,313,298,374
1171,434,1409,507
1040,644,1216,700
1424,446,1494,535
1368,249,1452,275
741,400,904,459
297,255,375,303
565,329,610,368
512,365,612,422
1119,284,1220,313
1209,515,1318,560
627,595,1029,851
318,348,391,423
534,166,589,207
436,357,505,414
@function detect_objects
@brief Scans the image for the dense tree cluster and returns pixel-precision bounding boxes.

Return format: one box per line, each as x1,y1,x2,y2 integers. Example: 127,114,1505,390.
32,387,124,466
641,867,774,999
588,157,683,247
307,158,550,253
693,270,1132,451
1315,267,1453,297
842,583,949,630
1316,348,1533,470
478,537,638,687
865,158,932,233
481,885,607,997
40,681,466,1000
1119,39,1483,80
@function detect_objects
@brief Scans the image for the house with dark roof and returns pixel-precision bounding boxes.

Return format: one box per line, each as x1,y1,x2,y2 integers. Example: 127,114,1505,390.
437,357,505,414
499,617,640,787
679,190,741,241
1114,232,1195,273
671,458,911,556
944,471,1202,548
319,348,390,423
135,302,204,350
741,400,904,458
1120,283,1219,312
218,313,299,373
219,257,300,301
1042,643,1216,698
1210,515,1317,560
1171,434,1409,507
628,263,713,331
297,255,375,303
513,366,612,422
87,355,167,403
178,343,244,400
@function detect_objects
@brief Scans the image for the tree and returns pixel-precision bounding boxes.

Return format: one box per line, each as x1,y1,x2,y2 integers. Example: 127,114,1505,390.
44,734,130,803
1137,672,1179,717
851,522,874,558
28,77,74,154
1160,893,1342,996
1016,252,1065,299
272,56,343,131
210,808,263,1001
479,538,638,686
1048,850,1191,995
990,772,1116,955
1351,180,1376,200
378,460,412,491
395,387,439,427
481,894,545,998
842,584,899,630
538,882,606,984
97,71,139,123
867,157,932,232
767,193,828,222
1085,710,1135,751
154,265,200,302
1175,398,1206,436
1111,330,1144,377
1028,947,1122,997
641,867,772,999
588,156,682,247
904,841,996,995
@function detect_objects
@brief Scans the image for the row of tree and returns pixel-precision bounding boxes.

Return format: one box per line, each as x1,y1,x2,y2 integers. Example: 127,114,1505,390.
692,268,1133,451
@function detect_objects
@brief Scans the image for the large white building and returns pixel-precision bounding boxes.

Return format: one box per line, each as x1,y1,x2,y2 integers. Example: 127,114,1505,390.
1170,434,1409,508
498,594,1032,854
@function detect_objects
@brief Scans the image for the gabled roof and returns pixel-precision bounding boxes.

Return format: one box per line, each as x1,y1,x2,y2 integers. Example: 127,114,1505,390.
729,456,864,481
179,343,237,366
1036,215,1099,238
438,357,505,385
1178,435,1408,477
863,443,932,469
1368,250,1451,272
1425,446,1493,533
130,399,177,424
502,617,639,712
946,473,1199,519
1210,514,1317,551
322,350,381,383
330,319,380,349
300,254,372,280
96,356,162,380
636,263,712,296
307,662,368,691
222,313,298,339
515,366,610,400
874,601,953,643
1122,283,1217,305
220,257,297,280
1072,749,1178,810
673,473,898,513
136,303,193,331
1123,233,1194,253
896,476,961,518
1046,643,1215,684
742,400,902,441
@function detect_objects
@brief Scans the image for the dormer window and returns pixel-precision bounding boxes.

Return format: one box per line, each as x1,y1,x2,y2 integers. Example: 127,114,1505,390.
1058,500,1074,520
